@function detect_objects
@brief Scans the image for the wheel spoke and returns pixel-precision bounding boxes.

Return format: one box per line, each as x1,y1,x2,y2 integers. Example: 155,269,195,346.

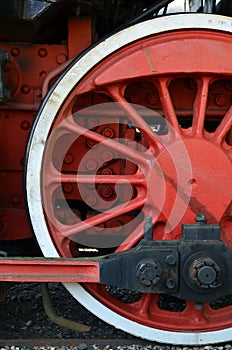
107,85,164,151
132,293,154,316
212,104,232,145
63,196,146,240
59,117,150,167
45,172,145,187
192,77,210,137
157,78,180,132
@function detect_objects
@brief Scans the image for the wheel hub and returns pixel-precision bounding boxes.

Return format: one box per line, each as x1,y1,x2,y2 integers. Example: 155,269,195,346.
183,139,232,220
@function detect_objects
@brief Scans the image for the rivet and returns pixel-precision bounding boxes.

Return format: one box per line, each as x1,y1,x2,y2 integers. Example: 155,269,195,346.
214,94,228,106
85,194,97,206
101,168,113,175
166,278,176,290
86,159,98,171
56,54,67,64
129,94,141,104
11,194,22,205
21,85,30,94
100,185,113,198
21,121,30,130
39,71,47,77
88,119,98,129
188,79,198,90
38,48,48,58
87,139,97,148
147,93,159,105
102,151,113,162
64,153,74,165
63,183,73,193
102,128,114,138
11,47,20,57
165,255,176,266
35,90,42,98
224,80,232,90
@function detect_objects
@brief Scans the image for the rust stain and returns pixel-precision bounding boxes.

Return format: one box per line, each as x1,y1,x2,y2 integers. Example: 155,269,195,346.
143,47,156,73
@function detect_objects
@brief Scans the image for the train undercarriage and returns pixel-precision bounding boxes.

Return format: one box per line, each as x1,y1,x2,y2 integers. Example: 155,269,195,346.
1,0,232,345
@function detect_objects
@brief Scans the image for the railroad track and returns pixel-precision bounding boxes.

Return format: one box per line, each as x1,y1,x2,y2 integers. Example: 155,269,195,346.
0,338,162,349
0,339,231,350
0,283,232,349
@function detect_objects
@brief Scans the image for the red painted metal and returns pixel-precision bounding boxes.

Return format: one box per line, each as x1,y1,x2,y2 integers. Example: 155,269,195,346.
0,17,92,241
39,28,232,332
1,6,232,336
0,258,99,282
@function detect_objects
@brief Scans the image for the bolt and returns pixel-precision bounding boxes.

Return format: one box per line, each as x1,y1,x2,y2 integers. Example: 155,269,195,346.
189,257,221,289
136,259,162,287
197,265,217,285
194,303,204,310
166,278,176,290
165,254,176,266
214,94,228,106
195,213,207,224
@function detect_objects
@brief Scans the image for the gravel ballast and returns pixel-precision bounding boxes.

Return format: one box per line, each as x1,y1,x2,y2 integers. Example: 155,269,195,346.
0,282,231,350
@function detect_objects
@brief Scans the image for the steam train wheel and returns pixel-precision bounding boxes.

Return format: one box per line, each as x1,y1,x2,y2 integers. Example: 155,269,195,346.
26,14,232,345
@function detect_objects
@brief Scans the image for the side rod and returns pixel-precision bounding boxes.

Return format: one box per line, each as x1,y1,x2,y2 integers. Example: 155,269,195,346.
0,257,100,282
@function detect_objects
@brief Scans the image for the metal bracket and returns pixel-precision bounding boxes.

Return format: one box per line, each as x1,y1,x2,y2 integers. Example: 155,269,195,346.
100,215,232,302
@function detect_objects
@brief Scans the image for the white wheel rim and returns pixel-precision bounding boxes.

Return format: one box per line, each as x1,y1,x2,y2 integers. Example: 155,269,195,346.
26,14,232,345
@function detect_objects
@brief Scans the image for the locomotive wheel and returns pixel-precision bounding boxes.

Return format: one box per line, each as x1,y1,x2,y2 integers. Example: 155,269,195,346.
26,14,232,345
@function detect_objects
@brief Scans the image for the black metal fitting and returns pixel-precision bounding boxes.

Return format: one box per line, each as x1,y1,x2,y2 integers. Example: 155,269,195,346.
99,215,232,303
136,258,162,287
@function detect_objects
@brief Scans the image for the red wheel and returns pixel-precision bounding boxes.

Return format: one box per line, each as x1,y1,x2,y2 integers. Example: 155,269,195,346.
26,14,232,344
